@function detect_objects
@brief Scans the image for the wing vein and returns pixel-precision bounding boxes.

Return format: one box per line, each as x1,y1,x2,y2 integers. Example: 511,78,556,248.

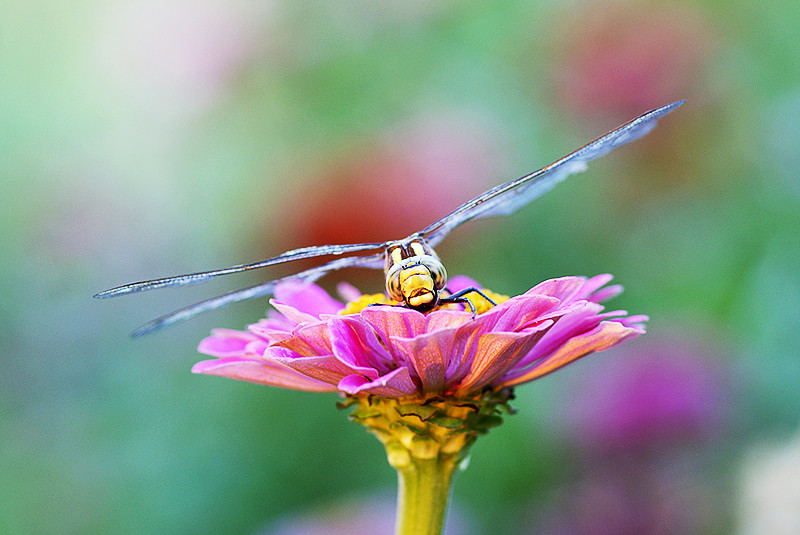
129,253,385,336
94,241,386,298
420,100,684,247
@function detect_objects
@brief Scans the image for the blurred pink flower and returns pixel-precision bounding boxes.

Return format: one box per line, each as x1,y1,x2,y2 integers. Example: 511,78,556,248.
529,332,732,534
193,274,645,398
547,3,715,122
533,463,713,535
561,335,731,454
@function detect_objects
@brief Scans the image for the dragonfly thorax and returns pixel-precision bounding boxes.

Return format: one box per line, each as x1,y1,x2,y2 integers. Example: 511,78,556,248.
384,238,447,312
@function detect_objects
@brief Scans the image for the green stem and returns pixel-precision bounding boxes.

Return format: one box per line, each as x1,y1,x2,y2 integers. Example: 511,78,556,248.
394,454,459,535
342,392,515,535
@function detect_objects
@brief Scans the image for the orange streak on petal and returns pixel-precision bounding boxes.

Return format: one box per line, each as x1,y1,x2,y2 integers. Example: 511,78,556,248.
457,331,534,393
272,353,363,385
274,322,331,356
499,322,640,387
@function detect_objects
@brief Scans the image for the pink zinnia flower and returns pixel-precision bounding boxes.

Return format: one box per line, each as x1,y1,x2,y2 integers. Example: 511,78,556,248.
562,335,730,454
193,274,645,399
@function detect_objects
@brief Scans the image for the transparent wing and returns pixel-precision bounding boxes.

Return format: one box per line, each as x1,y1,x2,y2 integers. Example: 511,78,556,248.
128,253,385,337
94,241,385,299
420,101,684,247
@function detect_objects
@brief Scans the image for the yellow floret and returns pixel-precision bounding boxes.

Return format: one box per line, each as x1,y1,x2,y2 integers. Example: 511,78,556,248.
339,288,508,315
339,293,395,315
463,289,509,315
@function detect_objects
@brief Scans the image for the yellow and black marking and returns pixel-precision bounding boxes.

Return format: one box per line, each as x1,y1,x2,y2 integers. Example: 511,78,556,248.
384,238,447,312
339,293,395,315
382,238,508,316
458,288,509,315
340,287,508,316
438,286,497,316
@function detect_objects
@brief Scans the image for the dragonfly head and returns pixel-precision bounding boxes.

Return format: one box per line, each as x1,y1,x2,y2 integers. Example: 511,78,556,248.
386,255,447,312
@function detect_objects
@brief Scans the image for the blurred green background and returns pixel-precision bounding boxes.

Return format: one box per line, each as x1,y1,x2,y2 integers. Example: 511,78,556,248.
2,1,799,534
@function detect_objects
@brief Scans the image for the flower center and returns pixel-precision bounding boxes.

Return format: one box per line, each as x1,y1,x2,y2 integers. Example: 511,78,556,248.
462,289,509,314
339,287,509,315
339,293,395,315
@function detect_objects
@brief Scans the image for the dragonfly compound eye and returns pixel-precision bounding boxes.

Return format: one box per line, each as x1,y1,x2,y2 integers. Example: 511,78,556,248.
419,257,447,290
385,262,405,302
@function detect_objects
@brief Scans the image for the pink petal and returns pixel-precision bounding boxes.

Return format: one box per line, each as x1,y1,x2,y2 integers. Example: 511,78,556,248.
270,300,320,325
328,316,394,371
247,318,294,345
273,322,331,356
192,356,337,392
243,339,269,355
361,306,426,341
442,315,552,388
578,274,615,298
621,314,649,329
336,281,363,303
197,329,259,357
475,294,563,332
273,280,344,316
499,321,643,387
446,275,482,294
587,283,623,303
456,329,546,394
389,326,462,392
338,367,418,397
250,315,295,333
526,276,588,302
270,348,373,384
423,309,473,332
515,302,607,364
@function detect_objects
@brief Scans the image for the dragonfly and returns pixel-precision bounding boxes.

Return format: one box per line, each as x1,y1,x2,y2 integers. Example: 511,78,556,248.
96,100,684,337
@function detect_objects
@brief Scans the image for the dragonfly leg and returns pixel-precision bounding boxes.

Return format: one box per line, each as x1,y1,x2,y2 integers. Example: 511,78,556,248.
439,287,497,318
